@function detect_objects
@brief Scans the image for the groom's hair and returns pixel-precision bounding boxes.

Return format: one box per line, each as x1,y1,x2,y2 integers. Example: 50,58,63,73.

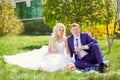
70,23,80,28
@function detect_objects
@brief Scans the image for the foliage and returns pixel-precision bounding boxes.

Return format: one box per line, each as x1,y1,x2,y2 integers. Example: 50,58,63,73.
42,0,114,29
103,0,119,53
0,0,24,35
82,23,120,39
0,35,120,80
82,25,107,39
23,20,51,35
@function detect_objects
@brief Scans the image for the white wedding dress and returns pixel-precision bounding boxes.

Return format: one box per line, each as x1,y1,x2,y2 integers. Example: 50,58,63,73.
3,41,74,72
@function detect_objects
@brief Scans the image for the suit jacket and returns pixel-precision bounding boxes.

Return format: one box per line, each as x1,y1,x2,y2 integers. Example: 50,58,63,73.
67,32,97,58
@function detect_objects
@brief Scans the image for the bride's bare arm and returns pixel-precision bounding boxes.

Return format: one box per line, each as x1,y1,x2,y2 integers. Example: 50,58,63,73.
48,37,59,54
65,39,71,57
48,38,54,53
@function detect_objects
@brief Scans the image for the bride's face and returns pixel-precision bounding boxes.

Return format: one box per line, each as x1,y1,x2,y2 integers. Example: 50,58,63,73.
57,26,64,37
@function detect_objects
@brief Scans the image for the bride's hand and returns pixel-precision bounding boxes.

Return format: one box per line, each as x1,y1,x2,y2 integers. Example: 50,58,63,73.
53,49,59,54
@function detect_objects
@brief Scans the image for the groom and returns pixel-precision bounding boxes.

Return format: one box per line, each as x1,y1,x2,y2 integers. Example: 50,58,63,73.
67,23,107,73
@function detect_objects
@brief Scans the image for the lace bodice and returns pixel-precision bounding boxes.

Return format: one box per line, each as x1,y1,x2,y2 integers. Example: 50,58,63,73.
56,41,65,54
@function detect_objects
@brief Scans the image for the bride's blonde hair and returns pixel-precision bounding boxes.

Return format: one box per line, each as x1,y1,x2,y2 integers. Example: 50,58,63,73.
52,23,66,40
51,23,66,50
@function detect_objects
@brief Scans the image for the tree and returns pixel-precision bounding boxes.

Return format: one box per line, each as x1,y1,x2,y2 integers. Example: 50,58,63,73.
105,0,119,53
42,0,111,29
0,0,24,35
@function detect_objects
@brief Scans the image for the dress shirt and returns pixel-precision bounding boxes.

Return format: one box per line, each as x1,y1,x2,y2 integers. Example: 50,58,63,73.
74,34,89,59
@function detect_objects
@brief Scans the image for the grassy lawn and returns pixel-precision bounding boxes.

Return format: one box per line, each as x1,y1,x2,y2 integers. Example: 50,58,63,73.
0,35,120,80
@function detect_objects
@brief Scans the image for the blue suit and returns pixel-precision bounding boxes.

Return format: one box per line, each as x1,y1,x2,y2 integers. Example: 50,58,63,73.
67,33,104,69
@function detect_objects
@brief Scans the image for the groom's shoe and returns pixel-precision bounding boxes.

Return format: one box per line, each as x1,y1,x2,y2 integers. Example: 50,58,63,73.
98,63,107,73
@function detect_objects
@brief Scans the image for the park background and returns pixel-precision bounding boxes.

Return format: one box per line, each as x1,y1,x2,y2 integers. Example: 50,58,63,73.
0,0,120,80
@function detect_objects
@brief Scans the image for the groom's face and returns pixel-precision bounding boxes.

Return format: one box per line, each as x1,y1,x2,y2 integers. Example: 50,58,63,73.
70,26,80,36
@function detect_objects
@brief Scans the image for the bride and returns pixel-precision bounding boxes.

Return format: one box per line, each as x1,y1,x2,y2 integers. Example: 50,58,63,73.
3,23,75,72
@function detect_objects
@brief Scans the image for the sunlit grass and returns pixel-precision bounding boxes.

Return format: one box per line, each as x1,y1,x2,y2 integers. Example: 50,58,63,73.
0,35,120,80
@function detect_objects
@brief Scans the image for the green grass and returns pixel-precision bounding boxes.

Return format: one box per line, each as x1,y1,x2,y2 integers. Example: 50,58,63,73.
0,35,120,80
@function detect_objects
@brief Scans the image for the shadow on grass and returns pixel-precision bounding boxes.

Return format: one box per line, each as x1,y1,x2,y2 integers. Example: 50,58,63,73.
21,45,43,51
19,34,51,36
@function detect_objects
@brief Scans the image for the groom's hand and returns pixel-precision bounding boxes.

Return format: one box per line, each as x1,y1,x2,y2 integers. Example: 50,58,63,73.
75,46,85,52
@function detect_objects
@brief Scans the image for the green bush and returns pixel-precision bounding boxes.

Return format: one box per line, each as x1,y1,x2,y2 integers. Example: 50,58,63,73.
23,20,52,35
0,0,24,35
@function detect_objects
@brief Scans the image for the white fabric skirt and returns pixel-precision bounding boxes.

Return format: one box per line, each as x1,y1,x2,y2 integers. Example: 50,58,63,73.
4,45,74,72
